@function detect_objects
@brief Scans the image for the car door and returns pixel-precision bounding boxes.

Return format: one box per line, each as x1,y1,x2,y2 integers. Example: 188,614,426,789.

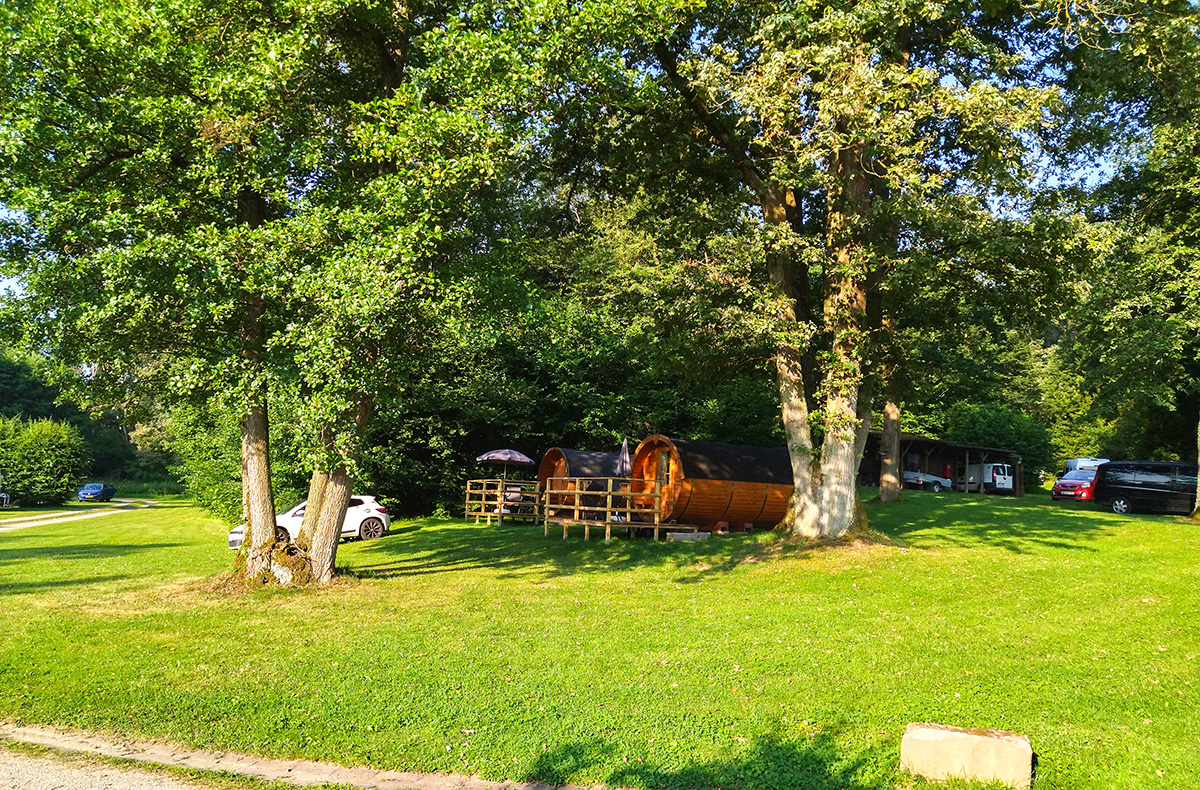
341,498,365,535
1173,466,1198,513
279,503,306,538
1133,468,1173,511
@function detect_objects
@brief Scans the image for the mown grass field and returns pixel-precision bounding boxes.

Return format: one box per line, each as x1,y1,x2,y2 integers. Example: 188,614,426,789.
0,491,1196,789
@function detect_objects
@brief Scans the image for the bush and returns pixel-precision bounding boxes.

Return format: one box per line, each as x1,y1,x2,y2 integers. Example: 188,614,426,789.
0,416,92,505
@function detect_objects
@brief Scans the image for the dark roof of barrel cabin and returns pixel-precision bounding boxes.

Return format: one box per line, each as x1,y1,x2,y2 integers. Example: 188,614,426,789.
670,438,793,485
867,430,1023,458
555,448,621,477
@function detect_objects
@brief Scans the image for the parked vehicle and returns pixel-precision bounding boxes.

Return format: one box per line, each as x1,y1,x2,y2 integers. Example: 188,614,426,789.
1092,461,1198,515
957,463,1015,494
902,470,952,493
227,496,391,549
1051,469,1097,501
77,482,117,502
1063,457,1109,476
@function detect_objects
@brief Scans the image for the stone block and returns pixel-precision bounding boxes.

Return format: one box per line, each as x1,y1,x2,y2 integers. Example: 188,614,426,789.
666,531,709,541
900,722,1033,789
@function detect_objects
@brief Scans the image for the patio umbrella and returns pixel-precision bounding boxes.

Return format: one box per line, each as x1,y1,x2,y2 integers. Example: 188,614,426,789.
615,439,632,478
476,448,535,480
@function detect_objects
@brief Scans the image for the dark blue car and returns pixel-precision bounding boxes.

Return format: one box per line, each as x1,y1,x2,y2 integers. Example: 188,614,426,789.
78,483,116,502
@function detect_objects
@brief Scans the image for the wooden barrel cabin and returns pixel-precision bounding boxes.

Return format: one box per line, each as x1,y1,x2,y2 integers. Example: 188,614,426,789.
538,448,622,487
631,435,793,529
538,447,625,515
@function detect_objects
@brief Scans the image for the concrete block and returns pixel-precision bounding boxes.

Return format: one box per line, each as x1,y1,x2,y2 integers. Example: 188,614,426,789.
667,531,709,541
900,722,1033,789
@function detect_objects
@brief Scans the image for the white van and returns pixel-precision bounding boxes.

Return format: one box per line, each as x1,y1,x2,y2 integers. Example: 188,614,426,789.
958,463,1015,494
1063,457,1108,476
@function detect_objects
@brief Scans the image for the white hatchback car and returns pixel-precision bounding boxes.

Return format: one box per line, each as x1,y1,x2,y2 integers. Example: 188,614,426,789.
227,496,391,549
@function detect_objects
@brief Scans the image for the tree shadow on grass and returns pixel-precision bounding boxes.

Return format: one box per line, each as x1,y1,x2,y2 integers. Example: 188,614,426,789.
348,491,1127,582
0,543,184,565
521,732,893,790
348,519,774,582
0,575,131,595
866,490,1116,554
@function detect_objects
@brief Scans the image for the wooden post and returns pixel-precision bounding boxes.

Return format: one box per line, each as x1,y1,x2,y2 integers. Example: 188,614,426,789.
543,487,550,537
653,480,661,541
466,483,472,523
605,477,613,545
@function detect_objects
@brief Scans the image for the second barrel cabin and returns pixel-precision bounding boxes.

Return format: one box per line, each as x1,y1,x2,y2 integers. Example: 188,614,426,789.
631,435,793,529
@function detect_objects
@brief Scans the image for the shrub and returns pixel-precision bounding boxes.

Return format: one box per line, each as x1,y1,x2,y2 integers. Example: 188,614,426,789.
0,417,92,505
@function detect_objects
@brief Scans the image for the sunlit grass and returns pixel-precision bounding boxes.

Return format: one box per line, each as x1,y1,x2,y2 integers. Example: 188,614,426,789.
0,491,1196,790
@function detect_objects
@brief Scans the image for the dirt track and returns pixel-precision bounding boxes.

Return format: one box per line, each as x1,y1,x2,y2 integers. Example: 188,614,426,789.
0,500,157,533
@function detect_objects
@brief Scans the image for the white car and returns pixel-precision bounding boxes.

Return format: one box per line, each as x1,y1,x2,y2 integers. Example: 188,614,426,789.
227,496,390,549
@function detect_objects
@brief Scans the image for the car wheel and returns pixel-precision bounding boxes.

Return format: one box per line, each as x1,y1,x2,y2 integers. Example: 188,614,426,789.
275,525,290,543
359,518,385,540
930,482,943,493
1110,496,1132,515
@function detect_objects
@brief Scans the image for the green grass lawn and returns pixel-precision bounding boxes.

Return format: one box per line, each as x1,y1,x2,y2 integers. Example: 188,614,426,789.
0,492,1196,790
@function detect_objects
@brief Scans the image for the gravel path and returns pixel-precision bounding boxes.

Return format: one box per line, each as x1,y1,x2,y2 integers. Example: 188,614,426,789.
0,748,212,790
1,723,577,790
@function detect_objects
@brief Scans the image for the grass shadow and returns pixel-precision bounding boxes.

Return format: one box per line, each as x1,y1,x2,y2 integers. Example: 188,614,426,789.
0,575,132,595
865,490,1115,553
0,543,184,565
522,732,892,790
349,518,778,583
348,490,1133,582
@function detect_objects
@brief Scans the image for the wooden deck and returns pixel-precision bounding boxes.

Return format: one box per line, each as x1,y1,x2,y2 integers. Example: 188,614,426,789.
464,479,539,525
541,476,682,543
465,476,699,542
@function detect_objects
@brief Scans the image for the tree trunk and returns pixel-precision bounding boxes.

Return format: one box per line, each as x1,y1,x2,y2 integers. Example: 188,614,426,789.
309,467,352,584
810,133,871,539
241,399,278,576
879,398,902,503
764,184,822,537
307,395,373,583
295,467,329,551
1192,406,1199,520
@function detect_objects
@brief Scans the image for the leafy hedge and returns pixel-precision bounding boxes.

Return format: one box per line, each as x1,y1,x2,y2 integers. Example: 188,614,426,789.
0,416,92,506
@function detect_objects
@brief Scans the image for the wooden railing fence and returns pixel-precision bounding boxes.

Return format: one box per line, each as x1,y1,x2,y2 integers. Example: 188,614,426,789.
464,479,540,525
541,476,665,543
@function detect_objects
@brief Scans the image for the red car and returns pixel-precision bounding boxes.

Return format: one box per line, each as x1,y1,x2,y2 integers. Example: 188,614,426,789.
1052,469,1097,501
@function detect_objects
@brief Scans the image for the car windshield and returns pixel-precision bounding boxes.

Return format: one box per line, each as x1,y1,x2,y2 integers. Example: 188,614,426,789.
82,484,103,491
1062,470,1096,481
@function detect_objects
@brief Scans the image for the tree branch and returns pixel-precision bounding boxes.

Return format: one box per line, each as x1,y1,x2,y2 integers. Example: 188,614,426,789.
652,41,765,198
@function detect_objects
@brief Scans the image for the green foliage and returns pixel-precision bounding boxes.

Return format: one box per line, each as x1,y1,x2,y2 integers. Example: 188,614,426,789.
943,402,1054,474
0,416,91,505
0,345,139,477
166,401,306,524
